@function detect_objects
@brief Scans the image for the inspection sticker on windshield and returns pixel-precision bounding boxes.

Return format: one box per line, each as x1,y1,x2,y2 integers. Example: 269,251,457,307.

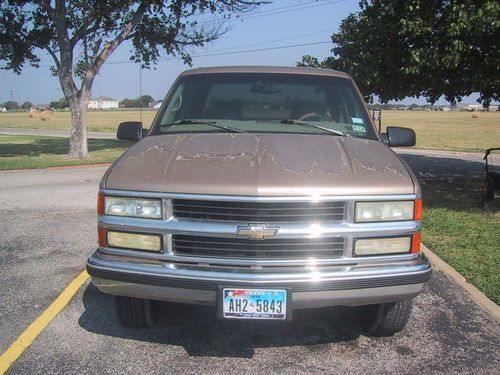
222,288,287,320
351,117,364,124
352,124,367,133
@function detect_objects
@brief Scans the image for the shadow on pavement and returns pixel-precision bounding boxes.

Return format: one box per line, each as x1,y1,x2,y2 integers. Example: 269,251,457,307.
78,284,362,358
399,153,500,211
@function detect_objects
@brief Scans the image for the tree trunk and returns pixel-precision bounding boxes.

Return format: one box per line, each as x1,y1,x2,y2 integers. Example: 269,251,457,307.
68,97,90,159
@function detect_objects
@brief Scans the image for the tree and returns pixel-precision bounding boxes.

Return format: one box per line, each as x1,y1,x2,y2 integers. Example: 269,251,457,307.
0,1,263,158
138,95,154,108
4,100,19,111
22,101,33,110
298,0,499,105
120,94,155,108
50,97,69,110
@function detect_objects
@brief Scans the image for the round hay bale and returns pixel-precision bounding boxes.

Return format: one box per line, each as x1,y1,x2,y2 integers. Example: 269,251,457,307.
39,110,55,121
471,113,479,118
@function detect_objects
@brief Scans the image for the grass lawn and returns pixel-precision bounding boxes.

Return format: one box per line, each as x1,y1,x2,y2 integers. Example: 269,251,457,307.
422,179,500,304
1,110,499,152
0,134,131,170
381,111,500,152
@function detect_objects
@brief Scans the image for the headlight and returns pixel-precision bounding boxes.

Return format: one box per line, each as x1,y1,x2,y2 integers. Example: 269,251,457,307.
354,236,411,256
107,231,162,252
355,201,414,223
104,196,162,219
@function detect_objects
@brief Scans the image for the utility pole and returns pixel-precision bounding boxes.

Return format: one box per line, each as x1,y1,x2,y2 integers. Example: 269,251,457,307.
10,89,13,102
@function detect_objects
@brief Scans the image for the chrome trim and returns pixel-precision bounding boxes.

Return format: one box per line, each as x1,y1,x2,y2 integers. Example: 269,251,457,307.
88,250,431,307
101,189,420,202
97,245,421,267
98,215,420,236
88,250,431,285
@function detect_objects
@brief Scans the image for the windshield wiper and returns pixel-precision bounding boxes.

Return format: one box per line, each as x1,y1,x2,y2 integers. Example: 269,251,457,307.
163,119,245,133
281,119,347,137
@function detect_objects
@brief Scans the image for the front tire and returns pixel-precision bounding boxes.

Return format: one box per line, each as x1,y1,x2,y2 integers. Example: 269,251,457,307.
359,300,413,337
115,296,155,328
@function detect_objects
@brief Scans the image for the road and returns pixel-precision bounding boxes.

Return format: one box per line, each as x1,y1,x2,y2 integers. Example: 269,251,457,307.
0,152,498,374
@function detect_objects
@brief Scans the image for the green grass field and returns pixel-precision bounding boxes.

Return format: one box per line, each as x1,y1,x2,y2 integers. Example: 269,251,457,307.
1,110,499,151
0,110,158,133
0,135,131,170
381,111,500,152
422,179,500,304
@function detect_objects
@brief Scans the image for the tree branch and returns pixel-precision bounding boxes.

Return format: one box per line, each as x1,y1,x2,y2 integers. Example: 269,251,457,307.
80,3,148,97
39,0,56,20
43,45,60,70
70,18,94,47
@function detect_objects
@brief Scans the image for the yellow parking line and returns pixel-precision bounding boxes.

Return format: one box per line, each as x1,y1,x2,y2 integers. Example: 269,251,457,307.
0,270,89,374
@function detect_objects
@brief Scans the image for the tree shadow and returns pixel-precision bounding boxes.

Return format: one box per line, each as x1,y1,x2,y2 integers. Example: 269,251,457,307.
0,137,132,157
78,284,362,358
399,152,500,211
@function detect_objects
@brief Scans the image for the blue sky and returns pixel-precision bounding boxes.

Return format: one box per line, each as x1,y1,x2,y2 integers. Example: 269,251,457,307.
0,0,481,105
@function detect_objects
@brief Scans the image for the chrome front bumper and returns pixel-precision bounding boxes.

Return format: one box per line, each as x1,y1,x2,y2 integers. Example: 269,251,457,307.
87,250,432,309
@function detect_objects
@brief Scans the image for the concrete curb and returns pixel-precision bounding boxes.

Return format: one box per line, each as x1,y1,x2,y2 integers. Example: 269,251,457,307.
46,163,111,170
421,244,500,323
394,148,483,157
0,163,111,173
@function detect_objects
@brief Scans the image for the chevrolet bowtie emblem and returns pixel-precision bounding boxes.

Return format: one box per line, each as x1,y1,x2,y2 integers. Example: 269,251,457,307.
236,224,279,240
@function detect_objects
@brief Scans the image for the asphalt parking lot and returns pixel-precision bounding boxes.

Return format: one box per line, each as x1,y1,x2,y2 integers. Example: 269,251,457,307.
0,152,499,374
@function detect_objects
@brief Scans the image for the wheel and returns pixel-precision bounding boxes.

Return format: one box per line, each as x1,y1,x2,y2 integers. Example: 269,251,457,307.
115,296,155,328
358,300,413,337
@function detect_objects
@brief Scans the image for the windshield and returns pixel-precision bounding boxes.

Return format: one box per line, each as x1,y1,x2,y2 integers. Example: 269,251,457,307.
154,73,376,139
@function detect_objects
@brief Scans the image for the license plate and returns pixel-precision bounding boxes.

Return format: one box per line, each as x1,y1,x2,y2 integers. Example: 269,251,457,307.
221,288,287,320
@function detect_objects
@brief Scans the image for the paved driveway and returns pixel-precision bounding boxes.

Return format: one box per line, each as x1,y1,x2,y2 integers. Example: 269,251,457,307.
0,152,498,374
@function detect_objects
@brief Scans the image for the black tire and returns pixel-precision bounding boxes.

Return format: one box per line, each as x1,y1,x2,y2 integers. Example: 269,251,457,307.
115,296,155,328
359,300,413,337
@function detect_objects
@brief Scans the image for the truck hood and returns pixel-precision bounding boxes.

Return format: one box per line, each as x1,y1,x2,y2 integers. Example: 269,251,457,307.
104,133,415,196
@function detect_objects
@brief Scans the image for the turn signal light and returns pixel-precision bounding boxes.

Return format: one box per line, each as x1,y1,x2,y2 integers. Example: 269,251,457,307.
97,193,105,215
414,199,423,220
98,227,108,247
411,232,421,253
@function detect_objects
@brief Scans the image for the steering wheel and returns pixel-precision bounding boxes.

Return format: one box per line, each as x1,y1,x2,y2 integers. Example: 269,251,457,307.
297,112,333,122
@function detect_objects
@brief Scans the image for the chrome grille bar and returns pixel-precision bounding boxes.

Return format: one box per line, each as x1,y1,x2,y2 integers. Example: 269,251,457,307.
172,234,345,259
173,199,346,222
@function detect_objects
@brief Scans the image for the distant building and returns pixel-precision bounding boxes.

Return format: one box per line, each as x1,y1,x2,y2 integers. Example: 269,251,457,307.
151,100,162,109
464,104,485,111
0,106,6,112
88,96,119,109
455,103,496,112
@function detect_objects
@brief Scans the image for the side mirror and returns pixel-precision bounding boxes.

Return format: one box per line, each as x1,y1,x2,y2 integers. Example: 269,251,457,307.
383,126,416,147
117,121,143,141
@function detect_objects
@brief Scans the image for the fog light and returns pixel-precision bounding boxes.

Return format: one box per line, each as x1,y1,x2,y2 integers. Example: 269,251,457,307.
107,231,162,252
354,236,411,256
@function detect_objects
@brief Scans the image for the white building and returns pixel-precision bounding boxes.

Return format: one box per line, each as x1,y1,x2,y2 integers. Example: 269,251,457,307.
151,100,162,109
88,96,119,109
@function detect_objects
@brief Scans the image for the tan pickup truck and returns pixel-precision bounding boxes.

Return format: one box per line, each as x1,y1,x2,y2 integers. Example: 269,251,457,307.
87,66,431,336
